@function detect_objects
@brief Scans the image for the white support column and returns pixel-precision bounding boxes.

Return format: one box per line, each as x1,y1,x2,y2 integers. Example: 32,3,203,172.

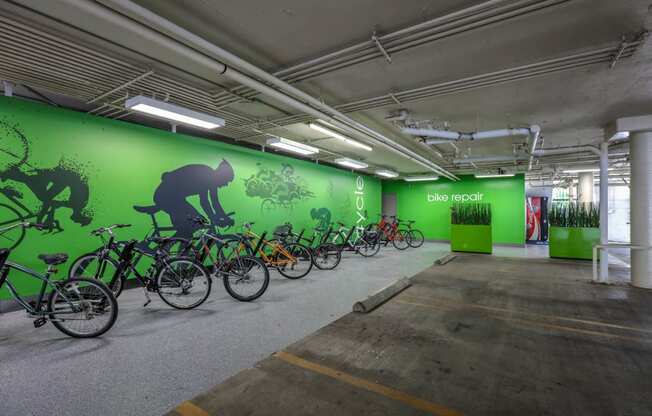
2,81,13,97
630,131,652,288
578,172,594,204
599,141,609,281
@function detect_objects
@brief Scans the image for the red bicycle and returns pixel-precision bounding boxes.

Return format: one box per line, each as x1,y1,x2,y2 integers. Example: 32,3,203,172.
374,215,410,250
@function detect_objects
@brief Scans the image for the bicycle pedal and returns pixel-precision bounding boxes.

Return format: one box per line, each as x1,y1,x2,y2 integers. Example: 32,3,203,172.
33,318,47,328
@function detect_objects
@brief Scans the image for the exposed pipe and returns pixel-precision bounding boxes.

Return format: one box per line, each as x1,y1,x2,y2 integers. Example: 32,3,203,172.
533,145,601,157
454,155,528,164
204,0,573,107
58,0,457,179
527,126,541,170
405,126,540,147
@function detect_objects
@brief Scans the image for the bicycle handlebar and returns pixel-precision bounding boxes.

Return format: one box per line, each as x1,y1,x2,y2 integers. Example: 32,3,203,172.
90,223,132,236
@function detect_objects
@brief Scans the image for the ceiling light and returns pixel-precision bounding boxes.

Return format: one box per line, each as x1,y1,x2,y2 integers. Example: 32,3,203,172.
475,173,515,178
375,169,399,178
334,158,368,169
404,176,439,182
125,96,224,129
266,137,319,155
309,123,372,151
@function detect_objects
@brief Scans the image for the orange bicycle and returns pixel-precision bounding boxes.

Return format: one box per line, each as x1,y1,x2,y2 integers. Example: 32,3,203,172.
240,223,313,279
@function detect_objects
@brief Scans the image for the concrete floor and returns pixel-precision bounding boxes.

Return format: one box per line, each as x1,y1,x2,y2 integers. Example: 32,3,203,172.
0,243,448,416
170,255,652,416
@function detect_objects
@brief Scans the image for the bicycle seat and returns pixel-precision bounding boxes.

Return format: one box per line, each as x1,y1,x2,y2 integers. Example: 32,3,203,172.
133,205,159,214
37,253,68,265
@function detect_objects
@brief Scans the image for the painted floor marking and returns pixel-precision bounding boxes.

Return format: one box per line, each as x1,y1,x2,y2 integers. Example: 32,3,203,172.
398,295,652,335
273,351,464,416
174,401,210,416
396,298,651,343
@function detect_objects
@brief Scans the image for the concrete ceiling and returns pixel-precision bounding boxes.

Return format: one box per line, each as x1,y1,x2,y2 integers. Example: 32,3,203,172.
0,0,649,179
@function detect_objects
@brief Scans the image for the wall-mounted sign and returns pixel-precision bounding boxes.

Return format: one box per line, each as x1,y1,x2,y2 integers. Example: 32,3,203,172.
427,192,485,203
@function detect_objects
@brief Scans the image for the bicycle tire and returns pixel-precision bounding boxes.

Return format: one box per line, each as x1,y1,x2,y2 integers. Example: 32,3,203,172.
68,253,123,297
312,243,342,270
357,237,381,257
408,229,425,248
0,203,26,249
222,255,270,301
48,278,118,338
156,256,212,309
277,243,313,279
392,229,410,250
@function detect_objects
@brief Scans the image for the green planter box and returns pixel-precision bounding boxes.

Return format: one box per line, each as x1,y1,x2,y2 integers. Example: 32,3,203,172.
451,224,492,254
549,226,600,260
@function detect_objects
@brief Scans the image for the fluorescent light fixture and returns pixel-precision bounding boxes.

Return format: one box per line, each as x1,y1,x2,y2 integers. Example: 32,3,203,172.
309,122,372,151
334,157,368,169
125,95,224,130
610,131,630,141
266,137,319,155
375,169,399,178
404,176,439,182
475,173,515,178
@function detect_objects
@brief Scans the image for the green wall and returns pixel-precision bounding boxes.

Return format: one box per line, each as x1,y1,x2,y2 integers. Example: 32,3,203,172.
383,175,525,244
0,97,380,299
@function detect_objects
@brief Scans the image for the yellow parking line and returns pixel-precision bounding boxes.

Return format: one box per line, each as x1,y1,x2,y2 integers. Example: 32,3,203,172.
274,351,463,416
174,401,210,416
396,299,650,343
397,296,652,335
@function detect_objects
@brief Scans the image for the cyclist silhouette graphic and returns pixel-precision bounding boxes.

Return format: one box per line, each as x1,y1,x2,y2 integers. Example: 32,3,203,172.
0,122,92,238
134,159,235,239
0,164,91,230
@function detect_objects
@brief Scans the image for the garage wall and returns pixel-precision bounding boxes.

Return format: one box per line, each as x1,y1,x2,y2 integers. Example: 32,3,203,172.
382,175,525,245
0,97,381,299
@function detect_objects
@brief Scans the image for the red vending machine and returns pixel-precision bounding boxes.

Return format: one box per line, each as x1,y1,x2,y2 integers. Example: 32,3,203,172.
526,197,548,242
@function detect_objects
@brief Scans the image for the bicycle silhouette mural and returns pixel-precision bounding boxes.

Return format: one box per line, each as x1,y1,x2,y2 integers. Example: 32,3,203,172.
244,163,314,212
0,120,93,248
133,159,236,241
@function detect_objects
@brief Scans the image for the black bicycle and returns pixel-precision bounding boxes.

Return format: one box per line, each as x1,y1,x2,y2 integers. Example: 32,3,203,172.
70,229,211,309
179,216,270,302
0,222,118,338
288,223,341,270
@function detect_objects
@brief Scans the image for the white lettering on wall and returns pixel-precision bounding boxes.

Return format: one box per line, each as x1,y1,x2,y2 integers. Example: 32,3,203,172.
355,176,366,239
427,192,484,202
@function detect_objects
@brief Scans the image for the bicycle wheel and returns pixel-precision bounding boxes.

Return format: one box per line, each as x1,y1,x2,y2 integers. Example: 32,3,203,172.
357,237,381,257
68,253,123,297
392,229,410,250
0,204,26,249
277,243,313,279
48,278,118,338
156,257,212,309
408,229,425,248
222,255,270,301
312,243,341,270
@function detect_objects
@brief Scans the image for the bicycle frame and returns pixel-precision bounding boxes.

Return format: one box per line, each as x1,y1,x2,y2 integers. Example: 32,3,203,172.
243,229,298,267
0,261,77,317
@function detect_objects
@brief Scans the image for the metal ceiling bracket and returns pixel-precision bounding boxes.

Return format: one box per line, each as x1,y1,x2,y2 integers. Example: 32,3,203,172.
87,70,154,104
371,32,392,63
2,80,13,97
